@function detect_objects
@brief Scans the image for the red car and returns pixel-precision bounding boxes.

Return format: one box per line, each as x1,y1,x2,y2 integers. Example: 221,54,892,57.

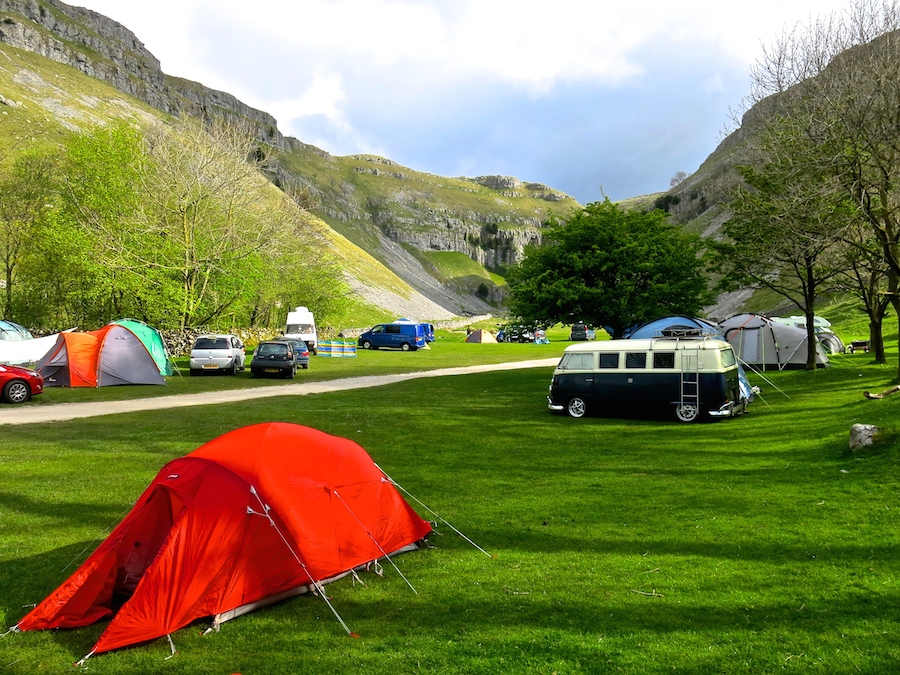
0,364,44,404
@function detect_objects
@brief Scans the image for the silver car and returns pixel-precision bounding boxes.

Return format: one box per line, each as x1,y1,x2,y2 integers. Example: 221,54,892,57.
189,334,246,375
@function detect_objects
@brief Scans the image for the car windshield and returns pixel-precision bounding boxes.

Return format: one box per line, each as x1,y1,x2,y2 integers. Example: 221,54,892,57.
195,337,228,349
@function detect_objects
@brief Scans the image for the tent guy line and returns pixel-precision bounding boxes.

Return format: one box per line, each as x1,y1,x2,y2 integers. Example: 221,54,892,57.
0,358,560,425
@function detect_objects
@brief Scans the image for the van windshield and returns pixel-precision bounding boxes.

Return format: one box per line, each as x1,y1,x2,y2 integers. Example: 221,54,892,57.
559,353,594,370
721,348,736,368
287,323,314,333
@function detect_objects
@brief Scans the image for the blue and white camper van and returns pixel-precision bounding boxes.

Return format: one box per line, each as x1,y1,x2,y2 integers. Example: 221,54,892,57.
547,337,746,422
358,323,426,351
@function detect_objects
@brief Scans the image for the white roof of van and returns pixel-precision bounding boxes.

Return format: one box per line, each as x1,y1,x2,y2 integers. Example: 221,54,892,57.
563,338,731,352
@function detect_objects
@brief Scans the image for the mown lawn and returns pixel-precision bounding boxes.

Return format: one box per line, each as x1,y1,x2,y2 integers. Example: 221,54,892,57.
1,349,899,673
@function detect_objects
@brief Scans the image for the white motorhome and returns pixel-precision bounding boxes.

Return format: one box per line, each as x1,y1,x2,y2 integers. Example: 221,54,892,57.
284,306,318,355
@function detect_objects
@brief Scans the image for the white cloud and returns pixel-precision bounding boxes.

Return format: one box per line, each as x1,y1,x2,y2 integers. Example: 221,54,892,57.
70,0,864,200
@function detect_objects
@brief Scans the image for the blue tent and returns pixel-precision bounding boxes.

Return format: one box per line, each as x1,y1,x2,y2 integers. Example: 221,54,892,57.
623,316,755,403
0,320,33,342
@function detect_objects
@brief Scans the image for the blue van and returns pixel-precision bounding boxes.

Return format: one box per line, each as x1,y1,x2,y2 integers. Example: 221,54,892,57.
358,323,426,351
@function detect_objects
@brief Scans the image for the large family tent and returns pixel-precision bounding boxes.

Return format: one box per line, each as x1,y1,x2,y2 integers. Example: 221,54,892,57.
718,313,829,370
622,315,755,402
12,423,432,659
35,324,166,387
110,318,176,376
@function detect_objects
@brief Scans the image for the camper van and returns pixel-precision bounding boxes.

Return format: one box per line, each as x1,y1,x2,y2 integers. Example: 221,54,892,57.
284,306,318,355
547,337,746,422
358,323,426,351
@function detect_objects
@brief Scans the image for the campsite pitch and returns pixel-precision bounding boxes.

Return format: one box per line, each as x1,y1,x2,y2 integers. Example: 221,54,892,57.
1,351,899,673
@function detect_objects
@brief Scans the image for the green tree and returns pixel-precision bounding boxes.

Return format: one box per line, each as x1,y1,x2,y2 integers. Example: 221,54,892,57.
0,146,60,318
738,0,900,374
711,134,852,369
507,199,710,337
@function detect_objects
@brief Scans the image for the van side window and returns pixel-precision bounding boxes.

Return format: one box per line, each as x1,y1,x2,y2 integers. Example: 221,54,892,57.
625,352,646,369
721,348,736,367
598,353,619,369
559,353,594,370
653,352,675,369
386,325,401,334
372,325,384,334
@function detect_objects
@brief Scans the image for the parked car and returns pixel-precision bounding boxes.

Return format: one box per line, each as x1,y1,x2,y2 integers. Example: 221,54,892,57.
274,337,310,369
250,341,298,378
569,323,596,341
189,334,246,375
497,323,535,343
358,323,426,351
0,363,43,404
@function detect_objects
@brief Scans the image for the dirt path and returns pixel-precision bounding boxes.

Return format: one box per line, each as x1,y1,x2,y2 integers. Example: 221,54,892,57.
0,358,559,426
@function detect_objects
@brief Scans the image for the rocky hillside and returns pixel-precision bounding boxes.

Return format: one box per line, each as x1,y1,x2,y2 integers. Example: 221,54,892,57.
0,0,581,316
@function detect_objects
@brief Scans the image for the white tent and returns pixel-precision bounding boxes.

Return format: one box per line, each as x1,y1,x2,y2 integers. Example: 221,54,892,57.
717,314,829,370
0,332,65,367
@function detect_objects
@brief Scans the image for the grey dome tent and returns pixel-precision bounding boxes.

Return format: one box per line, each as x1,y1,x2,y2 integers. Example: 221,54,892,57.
717,313,829,370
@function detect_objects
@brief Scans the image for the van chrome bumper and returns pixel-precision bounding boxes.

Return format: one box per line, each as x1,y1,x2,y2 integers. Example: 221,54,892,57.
708,401,736,418
547,396,564,412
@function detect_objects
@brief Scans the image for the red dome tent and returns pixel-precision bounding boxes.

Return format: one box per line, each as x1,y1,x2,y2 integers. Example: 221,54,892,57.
35,324,166,387
12,423,431,659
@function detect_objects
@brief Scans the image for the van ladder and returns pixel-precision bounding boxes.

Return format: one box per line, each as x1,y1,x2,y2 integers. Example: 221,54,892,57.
678,345,701,421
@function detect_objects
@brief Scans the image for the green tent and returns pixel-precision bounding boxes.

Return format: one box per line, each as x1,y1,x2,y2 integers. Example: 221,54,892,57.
110,319,176,376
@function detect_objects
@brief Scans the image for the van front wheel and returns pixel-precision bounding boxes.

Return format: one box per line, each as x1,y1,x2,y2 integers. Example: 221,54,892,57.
675,403,700,423
566,397,587,418
361,340,372,350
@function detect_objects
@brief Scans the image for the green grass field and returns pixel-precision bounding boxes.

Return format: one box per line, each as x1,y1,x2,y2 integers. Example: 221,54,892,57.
1,340,899,673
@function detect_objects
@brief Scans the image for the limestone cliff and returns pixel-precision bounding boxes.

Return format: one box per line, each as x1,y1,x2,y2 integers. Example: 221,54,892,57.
0,0,580,314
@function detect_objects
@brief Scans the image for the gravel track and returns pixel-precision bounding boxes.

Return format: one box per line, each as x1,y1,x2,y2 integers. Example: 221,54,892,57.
0,358,559,426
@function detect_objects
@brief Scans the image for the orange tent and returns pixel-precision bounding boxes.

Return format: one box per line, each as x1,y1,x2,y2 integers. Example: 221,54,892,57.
13,423,431,659
35,324,165,387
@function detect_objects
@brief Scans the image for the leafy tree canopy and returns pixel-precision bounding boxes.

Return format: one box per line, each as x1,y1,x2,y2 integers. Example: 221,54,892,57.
507,199,710,337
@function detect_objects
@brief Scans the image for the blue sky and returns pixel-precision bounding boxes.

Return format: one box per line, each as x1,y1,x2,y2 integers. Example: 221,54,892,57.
76,0,849,204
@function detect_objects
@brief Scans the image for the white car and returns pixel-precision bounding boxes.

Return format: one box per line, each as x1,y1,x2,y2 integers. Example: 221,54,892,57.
189,334,246,375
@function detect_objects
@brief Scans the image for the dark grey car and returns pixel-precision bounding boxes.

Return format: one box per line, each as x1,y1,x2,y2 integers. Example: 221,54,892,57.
250,341,297,379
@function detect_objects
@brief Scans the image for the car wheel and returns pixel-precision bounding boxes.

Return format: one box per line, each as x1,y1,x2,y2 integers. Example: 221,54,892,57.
302,364,309,369
2,380,30,404
361,340,372,350
675,403,700,423
566,397,587,419
189,368,200,376
226,363,236,376
401,342,411,351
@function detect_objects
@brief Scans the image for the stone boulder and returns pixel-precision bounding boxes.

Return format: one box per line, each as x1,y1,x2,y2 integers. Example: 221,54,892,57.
849,424,880,451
